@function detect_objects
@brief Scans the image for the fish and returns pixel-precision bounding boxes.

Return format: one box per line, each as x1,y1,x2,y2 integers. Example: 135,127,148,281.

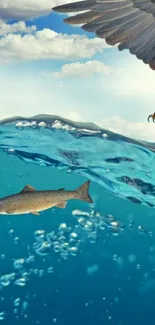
0,180,93,216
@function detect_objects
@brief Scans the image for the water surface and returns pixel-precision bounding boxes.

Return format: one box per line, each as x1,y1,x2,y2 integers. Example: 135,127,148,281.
0,115,155,325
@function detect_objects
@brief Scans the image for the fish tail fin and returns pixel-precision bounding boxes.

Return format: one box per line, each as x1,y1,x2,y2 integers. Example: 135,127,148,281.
75,180,93,204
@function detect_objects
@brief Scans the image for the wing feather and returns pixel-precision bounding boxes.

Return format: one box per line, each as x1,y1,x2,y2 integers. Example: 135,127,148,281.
53,0,155,69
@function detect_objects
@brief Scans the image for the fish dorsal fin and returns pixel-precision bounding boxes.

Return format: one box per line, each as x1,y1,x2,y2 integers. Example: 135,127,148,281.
58,188,65,191
21,184,36,193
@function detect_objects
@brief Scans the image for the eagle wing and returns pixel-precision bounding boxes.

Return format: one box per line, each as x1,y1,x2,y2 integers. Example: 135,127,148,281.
53,0,155,69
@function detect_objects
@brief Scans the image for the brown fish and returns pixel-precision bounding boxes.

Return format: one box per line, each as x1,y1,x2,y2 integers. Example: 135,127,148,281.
0,180,93,215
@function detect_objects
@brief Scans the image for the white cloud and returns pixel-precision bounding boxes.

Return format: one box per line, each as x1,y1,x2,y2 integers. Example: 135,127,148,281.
97,116,155,141
52,60,111,78
0,29,108,63
107,58,155,99
0,0,78,20
0,20,36,36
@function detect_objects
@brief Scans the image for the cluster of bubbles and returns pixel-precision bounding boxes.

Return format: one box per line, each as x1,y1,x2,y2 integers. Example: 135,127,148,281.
16,121,47,130
6,209,151,268
33,209,126,260
127,219,152,237
34,225,80,260
0,257,31,290
13,298,28,316
0,259,30,321
0,271,27,288
30,208,152,261
0,253,54,291
15,120,77,132
0,208,127,300
15,120,108,137
0,296,29,321
0,207,152,322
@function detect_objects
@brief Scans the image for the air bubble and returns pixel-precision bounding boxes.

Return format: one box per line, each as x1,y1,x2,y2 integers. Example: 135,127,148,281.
38,122,47,128
70,232,78,239
33,269,39,275
35,241,51,256
26,255,35,264
8,148,15,153
0,273,15,286
0,312,5,320
53,318,57,323
47,267,54,274
77,217,85,226
34,230,45,242
24,314,28,319
58,236,66,243
69,246,78,256
113,255,118,261
88,232,97,244
99,221,106,231
54,243,60,253
13,309,18,314
59,223,67,231
52,121,62,129
22,301,28,312
14,277,27,287
61,243,69,253
16,122,24,130
138,225,147,235
72,210,89,217
8,229,14,236
102,133,108,138
13,258,25,269
30,121,38,129
14,298,21,307
14,237,19,244
84,221,93,232
39,270,44,278
110,221,119,227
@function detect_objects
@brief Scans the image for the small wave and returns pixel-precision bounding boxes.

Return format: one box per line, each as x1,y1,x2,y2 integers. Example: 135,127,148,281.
1,114,155,208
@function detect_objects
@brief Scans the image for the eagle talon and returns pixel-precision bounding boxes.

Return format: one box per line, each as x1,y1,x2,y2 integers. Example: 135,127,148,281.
148,112,155,123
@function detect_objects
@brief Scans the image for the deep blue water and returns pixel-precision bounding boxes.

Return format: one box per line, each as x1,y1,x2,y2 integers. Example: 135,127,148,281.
0,115,155,324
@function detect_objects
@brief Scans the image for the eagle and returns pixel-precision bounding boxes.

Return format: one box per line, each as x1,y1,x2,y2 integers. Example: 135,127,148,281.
53,0,155,70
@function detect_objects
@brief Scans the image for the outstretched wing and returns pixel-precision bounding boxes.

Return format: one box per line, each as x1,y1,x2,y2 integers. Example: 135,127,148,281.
53,0,155,70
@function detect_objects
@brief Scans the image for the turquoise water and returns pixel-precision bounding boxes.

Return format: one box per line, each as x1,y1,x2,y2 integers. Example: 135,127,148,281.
0,115,155,324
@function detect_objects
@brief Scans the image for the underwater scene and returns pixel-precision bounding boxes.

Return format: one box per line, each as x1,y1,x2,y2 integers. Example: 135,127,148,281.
0,115,155,325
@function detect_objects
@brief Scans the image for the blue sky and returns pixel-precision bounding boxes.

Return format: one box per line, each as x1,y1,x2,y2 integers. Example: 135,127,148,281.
1,0,155,141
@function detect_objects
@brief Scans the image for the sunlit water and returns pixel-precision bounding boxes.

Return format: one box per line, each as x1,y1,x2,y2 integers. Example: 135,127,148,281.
0,115,155,325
